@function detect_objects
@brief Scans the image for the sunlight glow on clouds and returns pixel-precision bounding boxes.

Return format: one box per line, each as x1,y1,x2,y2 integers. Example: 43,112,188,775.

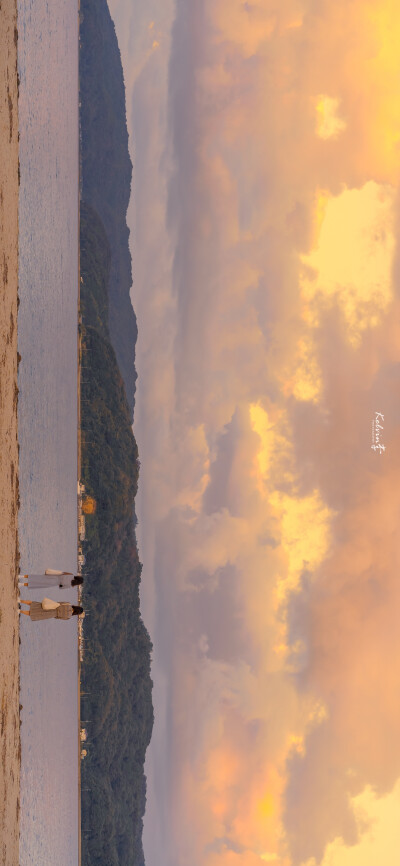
316,96,346,140
300,182,397,346
318,780,400,866
271,489,333,604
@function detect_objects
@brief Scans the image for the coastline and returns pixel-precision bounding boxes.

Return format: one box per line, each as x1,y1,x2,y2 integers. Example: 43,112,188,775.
77,189,82,866
0,1,20,864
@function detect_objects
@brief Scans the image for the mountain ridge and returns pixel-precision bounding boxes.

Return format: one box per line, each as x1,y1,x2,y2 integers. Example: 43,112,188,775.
79,2,154,863
80,0,137,417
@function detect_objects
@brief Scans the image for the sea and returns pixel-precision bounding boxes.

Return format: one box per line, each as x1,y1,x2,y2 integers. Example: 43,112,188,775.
17,0,80,864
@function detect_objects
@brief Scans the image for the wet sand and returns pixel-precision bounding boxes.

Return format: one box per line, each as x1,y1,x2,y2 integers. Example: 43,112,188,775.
0,1,20,863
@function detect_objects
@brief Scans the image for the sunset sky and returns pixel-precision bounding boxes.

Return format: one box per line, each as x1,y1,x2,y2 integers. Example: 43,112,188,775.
108,2,400,865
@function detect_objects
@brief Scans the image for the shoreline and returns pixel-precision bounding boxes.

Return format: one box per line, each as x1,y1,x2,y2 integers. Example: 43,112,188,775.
0,1,21,864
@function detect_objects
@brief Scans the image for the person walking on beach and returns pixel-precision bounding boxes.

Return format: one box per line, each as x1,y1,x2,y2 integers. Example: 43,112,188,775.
19,598,84,621
18,570,84,589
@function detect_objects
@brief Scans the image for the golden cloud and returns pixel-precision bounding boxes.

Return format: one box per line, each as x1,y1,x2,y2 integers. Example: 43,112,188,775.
300,181,397,346
316,95,346,141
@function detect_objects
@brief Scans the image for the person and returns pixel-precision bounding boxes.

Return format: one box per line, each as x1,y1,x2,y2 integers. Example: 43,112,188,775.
18,570,84,589
19,599,84,621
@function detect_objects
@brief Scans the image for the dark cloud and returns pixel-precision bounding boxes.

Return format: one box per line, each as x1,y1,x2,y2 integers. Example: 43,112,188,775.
203,411,243,516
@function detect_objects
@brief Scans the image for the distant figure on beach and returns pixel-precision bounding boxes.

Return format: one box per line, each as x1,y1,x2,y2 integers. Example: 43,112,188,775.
19,598,84,621
18,569,84,589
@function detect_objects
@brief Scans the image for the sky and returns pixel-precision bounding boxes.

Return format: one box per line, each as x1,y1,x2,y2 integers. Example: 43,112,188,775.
108,2,400,865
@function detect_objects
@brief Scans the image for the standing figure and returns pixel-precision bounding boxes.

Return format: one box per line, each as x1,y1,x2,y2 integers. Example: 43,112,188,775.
19,598,84,621
18,570,84,589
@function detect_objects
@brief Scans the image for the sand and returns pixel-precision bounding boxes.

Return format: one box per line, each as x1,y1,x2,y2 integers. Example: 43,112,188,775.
0,0,20,863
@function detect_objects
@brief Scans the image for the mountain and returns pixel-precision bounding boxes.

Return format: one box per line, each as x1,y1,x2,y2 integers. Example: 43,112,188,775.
80,201,154,866
80,0,137,417
79,2,154,863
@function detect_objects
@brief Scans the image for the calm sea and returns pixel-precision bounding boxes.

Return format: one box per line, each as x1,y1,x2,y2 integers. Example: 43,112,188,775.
17,0,79,864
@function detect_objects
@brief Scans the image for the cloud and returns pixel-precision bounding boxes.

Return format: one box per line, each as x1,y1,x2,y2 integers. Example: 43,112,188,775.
319,780,400,866
110,1,400,865
300,182,397,347
316,95,346,140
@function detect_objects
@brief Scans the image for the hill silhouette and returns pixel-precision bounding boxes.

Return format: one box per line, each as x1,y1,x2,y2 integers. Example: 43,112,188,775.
79,2,154,861
80,0,137,417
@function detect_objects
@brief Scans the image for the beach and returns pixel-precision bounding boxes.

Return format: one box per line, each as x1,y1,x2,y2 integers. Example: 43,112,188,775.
0,1,20,863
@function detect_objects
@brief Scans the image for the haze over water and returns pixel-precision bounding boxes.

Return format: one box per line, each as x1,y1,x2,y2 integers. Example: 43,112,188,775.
17,0,79,863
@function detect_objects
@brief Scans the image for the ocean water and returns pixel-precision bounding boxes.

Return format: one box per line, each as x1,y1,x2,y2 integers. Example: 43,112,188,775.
17,0,79,864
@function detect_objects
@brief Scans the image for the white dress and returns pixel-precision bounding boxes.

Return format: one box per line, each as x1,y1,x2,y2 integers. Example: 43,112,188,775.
20,569,75,589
